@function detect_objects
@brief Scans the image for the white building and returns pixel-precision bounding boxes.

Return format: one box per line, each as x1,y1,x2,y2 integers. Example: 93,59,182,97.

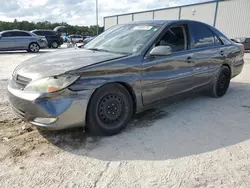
103,0,250,38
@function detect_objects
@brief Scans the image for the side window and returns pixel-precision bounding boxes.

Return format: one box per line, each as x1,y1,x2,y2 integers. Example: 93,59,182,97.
245,38,250,43
35,31,43,36
44,31,53,36
215,36,222,46
14,32,31,37
19,32,31,36
191,23,221,48
2,32,13,37
156,25,187,52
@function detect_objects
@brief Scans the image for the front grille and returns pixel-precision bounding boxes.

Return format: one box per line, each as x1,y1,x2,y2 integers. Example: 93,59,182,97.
13,74,32,89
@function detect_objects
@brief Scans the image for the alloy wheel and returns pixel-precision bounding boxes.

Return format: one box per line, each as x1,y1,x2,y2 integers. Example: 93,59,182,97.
30,43,39,52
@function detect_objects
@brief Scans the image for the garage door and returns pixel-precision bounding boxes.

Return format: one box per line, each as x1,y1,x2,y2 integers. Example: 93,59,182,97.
180,2,216,26
154,8,179,20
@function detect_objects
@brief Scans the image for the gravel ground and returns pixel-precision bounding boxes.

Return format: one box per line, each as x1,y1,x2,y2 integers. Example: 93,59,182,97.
0,50,250,188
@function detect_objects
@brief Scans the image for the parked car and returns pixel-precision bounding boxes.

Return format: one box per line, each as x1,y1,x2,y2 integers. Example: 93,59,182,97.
69,35,84,43
8,20,244,135
231,38,240,43
0,30,47,52
234,37,250,50
83,36,95,44
77,37,96,48
31,30,63,48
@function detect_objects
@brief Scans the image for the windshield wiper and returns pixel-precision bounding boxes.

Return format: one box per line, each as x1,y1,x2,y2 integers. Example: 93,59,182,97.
87,48,110,52
86,48,131,55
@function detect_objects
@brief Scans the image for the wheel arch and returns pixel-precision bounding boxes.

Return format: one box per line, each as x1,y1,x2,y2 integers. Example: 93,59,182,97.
117,82,137,114
222,63,232,77
86,82,137,124
29,41,40,47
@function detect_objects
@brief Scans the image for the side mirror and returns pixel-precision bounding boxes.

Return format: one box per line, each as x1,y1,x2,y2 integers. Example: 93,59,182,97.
149,46,172,56
0,35,2,39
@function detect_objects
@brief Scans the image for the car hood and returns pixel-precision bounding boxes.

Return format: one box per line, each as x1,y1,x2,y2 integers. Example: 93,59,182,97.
14,48,127,80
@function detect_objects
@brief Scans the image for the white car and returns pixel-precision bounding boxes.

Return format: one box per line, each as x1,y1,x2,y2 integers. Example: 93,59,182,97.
69,35,84,43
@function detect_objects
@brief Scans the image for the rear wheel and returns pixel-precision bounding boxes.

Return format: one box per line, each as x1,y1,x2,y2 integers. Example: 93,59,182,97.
87,83,133,136
210,66,231,98
51,41,59,48
28,43,40,53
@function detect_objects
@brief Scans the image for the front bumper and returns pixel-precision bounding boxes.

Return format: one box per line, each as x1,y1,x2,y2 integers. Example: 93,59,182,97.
7,86,94,130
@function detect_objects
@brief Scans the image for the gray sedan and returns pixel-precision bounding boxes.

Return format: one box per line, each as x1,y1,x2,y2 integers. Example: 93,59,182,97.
8,20,244,135
0,30,48,53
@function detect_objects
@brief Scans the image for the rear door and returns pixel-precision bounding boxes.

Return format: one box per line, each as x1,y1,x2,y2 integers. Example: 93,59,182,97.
189,22,225,88
141,24,195,106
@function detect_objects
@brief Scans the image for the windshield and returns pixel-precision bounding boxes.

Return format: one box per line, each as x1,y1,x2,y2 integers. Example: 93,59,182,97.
85,24,162,54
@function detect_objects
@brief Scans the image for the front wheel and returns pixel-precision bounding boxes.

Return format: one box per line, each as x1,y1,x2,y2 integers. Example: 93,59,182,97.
210,66,231,98
28,43,40,53
87,83,133,136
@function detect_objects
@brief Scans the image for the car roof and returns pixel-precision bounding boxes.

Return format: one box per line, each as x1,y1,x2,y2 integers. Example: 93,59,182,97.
126,20,172,25
32,29,55,31
0,29,30,34
0,30,31,33
125,19,207,25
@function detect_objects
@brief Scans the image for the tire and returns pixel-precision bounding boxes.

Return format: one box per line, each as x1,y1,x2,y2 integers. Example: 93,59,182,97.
210,66,231,98
28,43,40,53
87,83,133,136
51,41,59,48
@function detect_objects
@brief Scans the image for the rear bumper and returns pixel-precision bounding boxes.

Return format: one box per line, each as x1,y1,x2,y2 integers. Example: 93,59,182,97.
7,86,94,130
232,59,244,78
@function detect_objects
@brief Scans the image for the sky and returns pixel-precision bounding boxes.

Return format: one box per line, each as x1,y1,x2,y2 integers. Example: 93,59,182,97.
0,0,209,26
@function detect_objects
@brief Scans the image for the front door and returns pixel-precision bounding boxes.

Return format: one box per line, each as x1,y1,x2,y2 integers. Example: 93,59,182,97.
141,24,194,106
13,31,31,50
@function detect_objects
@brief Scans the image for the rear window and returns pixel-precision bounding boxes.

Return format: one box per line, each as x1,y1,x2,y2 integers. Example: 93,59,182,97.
33,30,56,36
43,31,56,36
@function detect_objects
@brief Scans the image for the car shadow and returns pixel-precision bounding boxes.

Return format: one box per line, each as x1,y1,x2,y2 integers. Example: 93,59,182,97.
39,81,250,161
0,50,51,55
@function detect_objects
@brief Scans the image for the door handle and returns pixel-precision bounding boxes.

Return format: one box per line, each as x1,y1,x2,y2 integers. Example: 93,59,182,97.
220,50,225,56
185,57,193,63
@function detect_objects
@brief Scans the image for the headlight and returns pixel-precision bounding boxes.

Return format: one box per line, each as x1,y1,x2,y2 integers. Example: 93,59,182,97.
24,74,79,93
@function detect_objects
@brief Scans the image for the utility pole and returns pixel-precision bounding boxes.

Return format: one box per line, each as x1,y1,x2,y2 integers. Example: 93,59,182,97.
96,0,99,35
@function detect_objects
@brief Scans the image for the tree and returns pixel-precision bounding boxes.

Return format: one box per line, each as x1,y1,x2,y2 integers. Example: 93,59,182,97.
0,20,104,35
